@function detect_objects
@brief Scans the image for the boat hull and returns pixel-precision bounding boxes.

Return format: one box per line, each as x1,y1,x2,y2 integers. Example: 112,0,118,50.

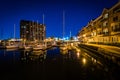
5,46,18,49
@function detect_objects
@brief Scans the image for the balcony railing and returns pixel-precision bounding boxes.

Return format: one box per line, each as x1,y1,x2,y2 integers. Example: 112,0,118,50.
97,32,109,36
113,28,120,32
102,32,109,36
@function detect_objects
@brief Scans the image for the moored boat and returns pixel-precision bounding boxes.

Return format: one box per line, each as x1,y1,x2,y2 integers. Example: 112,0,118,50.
24,46,33,50
33,44,46,51
5,45,18,49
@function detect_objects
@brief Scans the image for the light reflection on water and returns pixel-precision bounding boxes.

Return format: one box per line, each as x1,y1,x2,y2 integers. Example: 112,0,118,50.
0,47,120,80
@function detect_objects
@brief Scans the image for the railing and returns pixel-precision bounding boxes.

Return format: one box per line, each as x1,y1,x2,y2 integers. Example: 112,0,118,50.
78,44,120,62
113,28,120,32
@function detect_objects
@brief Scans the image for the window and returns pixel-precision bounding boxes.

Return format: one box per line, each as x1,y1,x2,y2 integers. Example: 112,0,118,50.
91,33,93,36
103,28,108,32
103,21,108,27
113,6,120,13
24,26,26,28
21,26,25,28
112,37,113,42
104,13,108,19
112,24,120,32
93,31,96,36
91,23,94,26
113,16,118,22
112,26,115,31
26,31,29,33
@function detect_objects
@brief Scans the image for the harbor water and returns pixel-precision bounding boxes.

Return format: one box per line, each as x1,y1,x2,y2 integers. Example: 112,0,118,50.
0,47,120,80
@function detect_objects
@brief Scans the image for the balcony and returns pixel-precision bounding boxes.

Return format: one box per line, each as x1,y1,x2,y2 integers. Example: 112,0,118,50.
100,17,108,22
97,32,103,36
102,32,109,36
113,28,120,32
111,28,120,35
113,6,120,13
97,32,109,36
86,34,91,37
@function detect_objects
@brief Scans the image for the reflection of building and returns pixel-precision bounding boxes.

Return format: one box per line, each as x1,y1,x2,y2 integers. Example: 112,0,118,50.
78,2,120,45
20,20,46,42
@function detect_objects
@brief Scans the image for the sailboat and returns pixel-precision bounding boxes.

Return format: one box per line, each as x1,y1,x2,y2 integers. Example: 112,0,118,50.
60,11,68,51
33,44,46,51
33,14,46,51
24,46,32,50
5,24,18,49
23,40,33,50
0,28,5,49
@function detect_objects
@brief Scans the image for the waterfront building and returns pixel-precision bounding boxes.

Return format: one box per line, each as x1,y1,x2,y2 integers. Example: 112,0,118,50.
20,20,46,43
78,2,120,46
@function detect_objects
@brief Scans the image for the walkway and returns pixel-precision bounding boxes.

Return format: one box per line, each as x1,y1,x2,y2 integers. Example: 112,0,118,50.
84,43,120,57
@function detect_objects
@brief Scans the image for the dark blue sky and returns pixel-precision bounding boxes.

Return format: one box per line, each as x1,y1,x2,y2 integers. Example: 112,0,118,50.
0,0,119,39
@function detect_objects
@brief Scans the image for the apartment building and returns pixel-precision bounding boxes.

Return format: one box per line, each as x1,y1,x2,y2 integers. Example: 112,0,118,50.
20,20,46,43
78,2,120,45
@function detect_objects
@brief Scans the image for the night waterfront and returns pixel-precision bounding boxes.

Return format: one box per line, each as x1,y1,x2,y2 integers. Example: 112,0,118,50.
0,0,120,80
0,47,120,80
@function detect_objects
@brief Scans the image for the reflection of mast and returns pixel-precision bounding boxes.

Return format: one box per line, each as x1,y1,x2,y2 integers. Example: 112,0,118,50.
63,11,65,39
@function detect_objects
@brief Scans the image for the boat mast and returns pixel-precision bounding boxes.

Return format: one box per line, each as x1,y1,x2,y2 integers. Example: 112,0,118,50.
37,20,38,41
14,24,15,39
0,27,3,39
43,13,46,46
32,20,35,43
63,11,65,40
70,31,71,38
43,14,45,42
43,14,44,25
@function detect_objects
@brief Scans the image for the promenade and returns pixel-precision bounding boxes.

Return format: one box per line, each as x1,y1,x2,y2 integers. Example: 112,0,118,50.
84,43,120,58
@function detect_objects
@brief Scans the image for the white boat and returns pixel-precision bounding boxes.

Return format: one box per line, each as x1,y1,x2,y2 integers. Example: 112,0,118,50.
5,45,18,49
60,44,68,51
33,44,45,51
5,24,18,49
24,46,33,50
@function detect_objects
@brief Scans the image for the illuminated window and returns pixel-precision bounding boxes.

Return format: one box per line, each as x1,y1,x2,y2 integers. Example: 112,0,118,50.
103,21,108,27
103,28,108,32
91,33,93,36
104,13,108,19
24,26,26,28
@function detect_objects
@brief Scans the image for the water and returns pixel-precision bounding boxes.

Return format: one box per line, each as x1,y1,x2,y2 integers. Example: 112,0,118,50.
0,47,120,80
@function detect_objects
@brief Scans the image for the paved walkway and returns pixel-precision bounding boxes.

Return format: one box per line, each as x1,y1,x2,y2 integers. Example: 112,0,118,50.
84,43,120,56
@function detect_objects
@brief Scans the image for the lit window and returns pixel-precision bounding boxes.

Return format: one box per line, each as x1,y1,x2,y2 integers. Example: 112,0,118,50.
24,26,26,28
91,32,93,36
103,28,108,33
103,21,108,27
104,13,108,19
94,31,96,36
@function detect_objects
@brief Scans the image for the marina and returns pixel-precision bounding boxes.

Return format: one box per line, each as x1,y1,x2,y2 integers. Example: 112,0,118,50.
0,0,120,80
0,45,120,80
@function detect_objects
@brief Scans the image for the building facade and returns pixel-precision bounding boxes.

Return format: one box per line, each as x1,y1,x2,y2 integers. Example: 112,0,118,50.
78,2,120,46
20,20,46,43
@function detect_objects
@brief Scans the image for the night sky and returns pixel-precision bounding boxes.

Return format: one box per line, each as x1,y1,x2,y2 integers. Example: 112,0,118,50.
0,0,119,39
